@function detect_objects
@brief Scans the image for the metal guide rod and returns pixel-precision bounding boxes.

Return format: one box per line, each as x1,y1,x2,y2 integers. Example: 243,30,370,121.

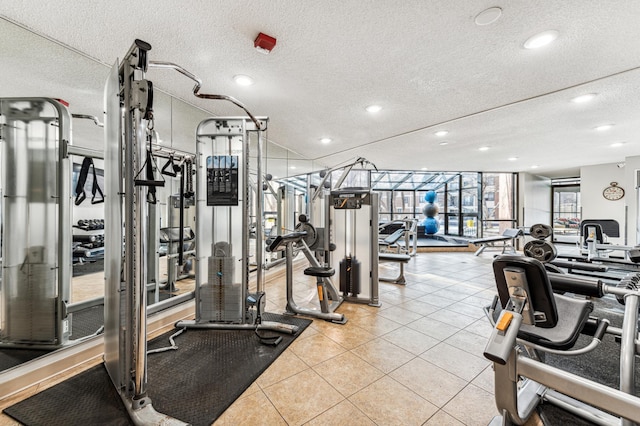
255,128,264,291
241,125,250,295
147,60,264,131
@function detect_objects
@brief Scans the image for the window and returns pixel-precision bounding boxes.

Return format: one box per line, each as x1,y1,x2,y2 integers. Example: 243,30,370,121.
481,173,517,237
552,180,580,238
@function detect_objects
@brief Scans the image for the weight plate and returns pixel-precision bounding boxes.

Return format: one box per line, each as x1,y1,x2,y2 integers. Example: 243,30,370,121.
524,239,557,263
530,223,553,240
294,221,318,249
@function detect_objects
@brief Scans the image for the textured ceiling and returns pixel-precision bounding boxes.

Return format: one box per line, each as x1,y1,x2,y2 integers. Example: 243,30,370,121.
2,1,640,177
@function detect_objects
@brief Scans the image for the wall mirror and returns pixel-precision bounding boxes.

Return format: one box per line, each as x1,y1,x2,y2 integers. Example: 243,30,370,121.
0,16,313,379
0,17,213,375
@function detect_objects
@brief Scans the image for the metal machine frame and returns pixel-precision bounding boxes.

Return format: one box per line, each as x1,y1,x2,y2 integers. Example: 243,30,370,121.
103,38,299,424
484,256,640,426
103,40,187,425
268,220,347,324
314,163,380,307
0,98,72,349
175,117,297,336
299,159,381,307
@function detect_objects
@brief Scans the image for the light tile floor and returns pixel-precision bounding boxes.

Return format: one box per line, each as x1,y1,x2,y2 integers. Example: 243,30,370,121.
217,251,500,425
0,251,505,425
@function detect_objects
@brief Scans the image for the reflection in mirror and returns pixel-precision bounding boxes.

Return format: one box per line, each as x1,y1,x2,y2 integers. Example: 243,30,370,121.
0,99,72,365
0,17,212,374
0,15,311,378
265,141,289,180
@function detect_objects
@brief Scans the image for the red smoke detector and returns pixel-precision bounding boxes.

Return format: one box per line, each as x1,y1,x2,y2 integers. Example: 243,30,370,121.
254,32,276,54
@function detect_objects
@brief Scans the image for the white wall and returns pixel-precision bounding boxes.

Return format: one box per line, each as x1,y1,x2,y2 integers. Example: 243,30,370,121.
579,162,626,244
623,155,640,245
519,172,552,228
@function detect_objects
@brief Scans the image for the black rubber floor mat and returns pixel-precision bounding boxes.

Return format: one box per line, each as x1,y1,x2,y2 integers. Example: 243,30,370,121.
4,313,311,426
545,300,640,393
537,403,595,426
0,348,52,373
69,304,104,340
0,305,104,373
528,298,638,424
72,259,104,277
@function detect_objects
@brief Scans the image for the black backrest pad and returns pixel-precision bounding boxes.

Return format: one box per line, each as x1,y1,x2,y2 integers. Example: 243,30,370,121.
580,219,620,238
493,255,558,328
267,231,307,252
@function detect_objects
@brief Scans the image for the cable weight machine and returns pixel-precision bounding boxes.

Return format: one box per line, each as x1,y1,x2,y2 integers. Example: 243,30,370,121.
105,38,295,424
175,117,297,339
0,98,73,349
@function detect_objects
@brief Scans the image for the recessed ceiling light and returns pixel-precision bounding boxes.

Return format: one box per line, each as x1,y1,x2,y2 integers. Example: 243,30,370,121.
475,7,502,26
365,105,382,113
531,165,539,169
523,30,559,49
320,137,332,144
508,157,518,161
233,74,254,86
571,93,597,103
595,124,614,131
421,167,428,171
479,146,490,151
611,142,625,148
439,141,449,146
434,130,449,137
290,166,296,170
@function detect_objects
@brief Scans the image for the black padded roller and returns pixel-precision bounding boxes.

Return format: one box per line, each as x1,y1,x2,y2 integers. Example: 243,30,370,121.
548,272,604,298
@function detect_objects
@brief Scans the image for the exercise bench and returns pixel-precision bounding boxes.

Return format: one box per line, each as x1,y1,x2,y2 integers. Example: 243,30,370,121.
379,252,410,284
378,228,405,253
468,228,522,256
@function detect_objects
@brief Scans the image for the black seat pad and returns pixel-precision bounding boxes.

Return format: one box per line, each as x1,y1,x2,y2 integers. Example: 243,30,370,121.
518,294,593,350
304,266,335,277
379,253,410,262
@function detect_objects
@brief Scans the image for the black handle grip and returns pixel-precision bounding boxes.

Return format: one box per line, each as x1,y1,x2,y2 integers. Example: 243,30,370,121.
134,179,165,187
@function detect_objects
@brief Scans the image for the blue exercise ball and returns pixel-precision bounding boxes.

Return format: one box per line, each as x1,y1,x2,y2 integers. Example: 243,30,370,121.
423,217,439,235
424,191,437,203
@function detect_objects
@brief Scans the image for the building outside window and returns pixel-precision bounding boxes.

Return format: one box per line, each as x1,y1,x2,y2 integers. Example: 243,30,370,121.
552,178,581,239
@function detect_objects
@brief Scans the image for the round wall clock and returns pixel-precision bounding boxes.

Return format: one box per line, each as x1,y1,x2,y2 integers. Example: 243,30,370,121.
603,182,624,201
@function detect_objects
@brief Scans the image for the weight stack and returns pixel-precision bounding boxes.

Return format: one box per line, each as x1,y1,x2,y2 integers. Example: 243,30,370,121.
199,249,242,322
339,255,360,296
4,263,57,343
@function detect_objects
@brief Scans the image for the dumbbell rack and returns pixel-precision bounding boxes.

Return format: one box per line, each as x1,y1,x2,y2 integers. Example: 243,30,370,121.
72,219,105,264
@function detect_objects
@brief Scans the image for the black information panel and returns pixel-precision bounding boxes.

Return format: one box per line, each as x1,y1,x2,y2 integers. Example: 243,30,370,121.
206,155,239,206
331,191,370,209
